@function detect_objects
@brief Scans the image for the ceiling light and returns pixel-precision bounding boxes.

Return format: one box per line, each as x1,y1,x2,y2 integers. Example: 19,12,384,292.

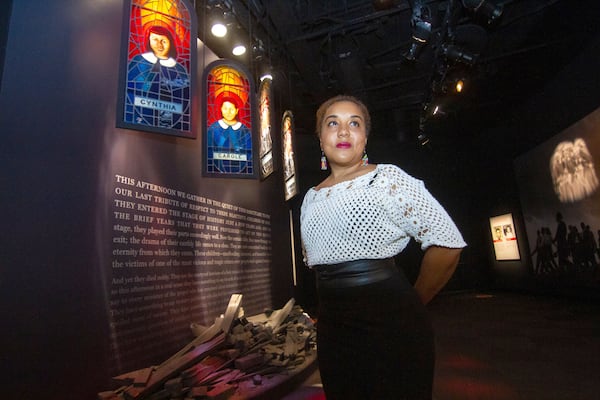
432,105,446,116
461,0,503,25
211,23,227,37
209,5,234,38
404,5,432,62
442,44,477,65
232,43,246,56
252,41,266,61
417,132,430,146
260,73,273,82
230,27,248,56
455,79,464,93
259,60,274,82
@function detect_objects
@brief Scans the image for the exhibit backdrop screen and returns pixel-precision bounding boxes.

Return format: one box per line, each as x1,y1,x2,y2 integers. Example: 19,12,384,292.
514,106,600,286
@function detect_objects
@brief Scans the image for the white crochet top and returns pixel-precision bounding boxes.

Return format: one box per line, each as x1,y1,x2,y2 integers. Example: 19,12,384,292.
300,164,466,266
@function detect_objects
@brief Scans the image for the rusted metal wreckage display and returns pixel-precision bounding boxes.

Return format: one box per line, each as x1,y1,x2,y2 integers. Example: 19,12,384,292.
98,295,317,400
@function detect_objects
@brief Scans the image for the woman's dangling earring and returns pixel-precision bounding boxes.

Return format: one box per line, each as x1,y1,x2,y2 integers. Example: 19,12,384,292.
320,150,328,170
361,149,369,166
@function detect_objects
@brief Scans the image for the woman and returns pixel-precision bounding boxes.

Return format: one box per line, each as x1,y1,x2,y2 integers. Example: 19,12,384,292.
206,96,252,173
300,95,466,399
126,25,190,129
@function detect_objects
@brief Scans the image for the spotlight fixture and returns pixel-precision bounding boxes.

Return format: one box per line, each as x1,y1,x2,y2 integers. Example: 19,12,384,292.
211,21,227,38
230,27,248,56
432,105,446,116
404,5,432,61
263,64,274,81
260,72,273,82
209,6,232,38
455,79,464,93
416,112,430,146
442,44,477,65
259,59,273,82
417,132,430,146
252,40,266,61
461,0,503,25
232,42,247,56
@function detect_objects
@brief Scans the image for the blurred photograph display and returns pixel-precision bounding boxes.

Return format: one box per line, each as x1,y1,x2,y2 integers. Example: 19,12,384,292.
515,106,600,285
258,78,274,179
281,111,298,200
203,60,255,178
119,0,195,138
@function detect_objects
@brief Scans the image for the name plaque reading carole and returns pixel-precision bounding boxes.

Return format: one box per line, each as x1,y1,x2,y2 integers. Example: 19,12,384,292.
108,174,272,372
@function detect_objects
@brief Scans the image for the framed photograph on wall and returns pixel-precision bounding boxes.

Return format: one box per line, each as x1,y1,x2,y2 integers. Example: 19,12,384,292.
202,60,257,178
489,213,520,261
258,78,274,179
117,0,196,138
282,110,298,200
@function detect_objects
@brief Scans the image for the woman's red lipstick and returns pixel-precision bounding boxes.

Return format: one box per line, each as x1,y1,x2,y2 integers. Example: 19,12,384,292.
336,142,351,148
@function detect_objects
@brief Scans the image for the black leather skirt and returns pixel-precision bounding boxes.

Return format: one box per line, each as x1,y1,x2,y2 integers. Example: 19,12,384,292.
314,258,434,400
313,257,398,288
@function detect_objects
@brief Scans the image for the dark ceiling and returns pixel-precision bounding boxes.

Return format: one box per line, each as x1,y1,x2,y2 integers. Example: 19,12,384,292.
198,0,600,145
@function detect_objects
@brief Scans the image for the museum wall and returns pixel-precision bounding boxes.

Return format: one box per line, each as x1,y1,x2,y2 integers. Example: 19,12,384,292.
0,1,295,399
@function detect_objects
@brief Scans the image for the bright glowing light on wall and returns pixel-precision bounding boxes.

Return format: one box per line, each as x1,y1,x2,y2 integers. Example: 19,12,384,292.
455,79,464,93
211,23,227,37
232,43,246,56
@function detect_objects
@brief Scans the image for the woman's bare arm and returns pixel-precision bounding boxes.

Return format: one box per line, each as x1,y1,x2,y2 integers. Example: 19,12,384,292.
414,246,463,305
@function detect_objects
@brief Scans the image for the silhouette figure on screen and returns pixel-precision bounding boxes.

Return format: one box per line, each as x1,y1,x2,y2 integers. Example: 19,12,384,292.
554,212,570,273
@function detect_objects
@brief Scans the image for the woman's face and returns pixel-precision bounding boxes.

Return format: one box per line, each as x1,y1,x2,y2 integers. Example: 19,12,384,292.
220,101,239,124
319,100,367,167
149,32,171,59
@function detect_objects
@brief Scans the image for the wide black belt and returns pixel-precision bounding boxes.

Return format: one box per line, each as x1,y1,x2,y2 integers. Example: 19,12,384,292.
313,258,397,289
